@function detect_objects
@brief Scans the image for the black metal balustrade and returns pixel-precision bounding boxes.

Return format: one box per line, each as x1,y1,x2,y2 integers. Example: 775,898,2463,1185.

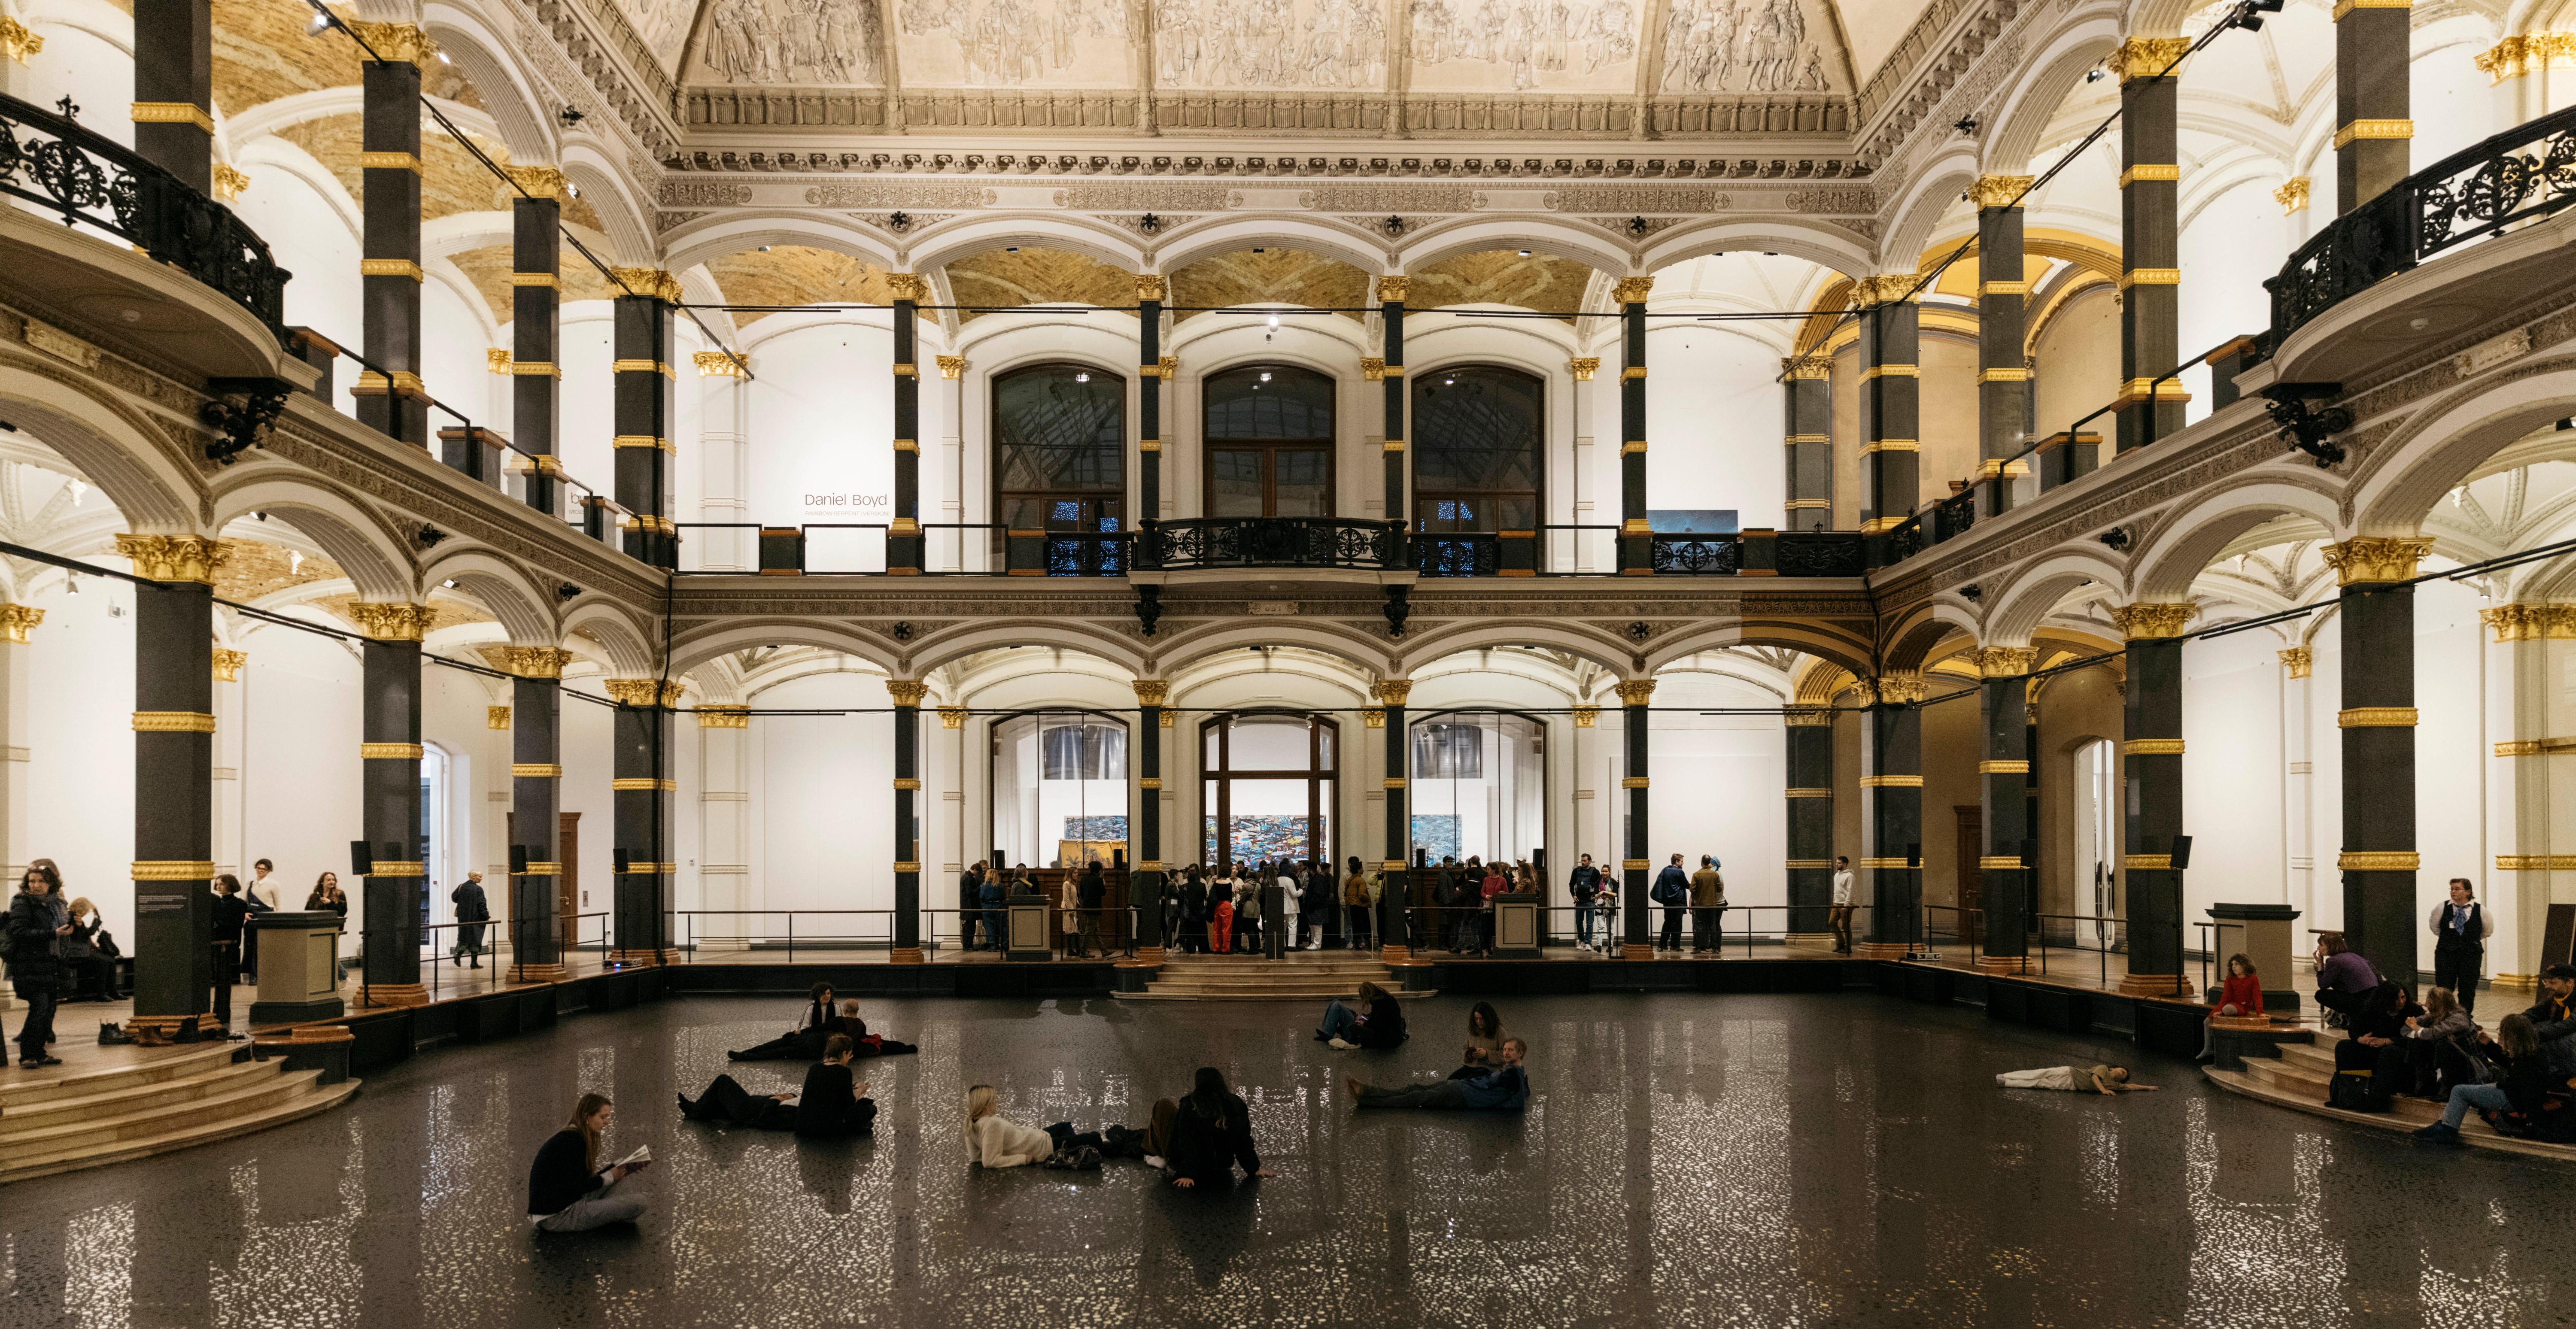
1042,531,1129,577
2268,102,2576,343
0,92,290,334
1649,533,1741,575
1774,530,1867,577
1136,517,1403,570
1413,533,1498,577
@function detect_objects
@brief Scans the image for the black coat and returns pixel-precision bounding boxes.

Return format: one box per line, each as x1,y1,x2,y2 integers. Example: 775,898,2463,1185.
793,1062,877,1138
1168,1090,1261,1185
1353,995,1408,1049
211,894,252,946
1178,877,1208,923
8,890,61,991
526,1129,604,1216
452,880,492,948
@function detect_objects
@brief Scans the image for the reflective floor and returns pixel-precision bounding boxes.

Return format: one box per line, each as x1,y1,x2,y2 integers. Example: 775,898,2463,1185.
0,993,2559,1328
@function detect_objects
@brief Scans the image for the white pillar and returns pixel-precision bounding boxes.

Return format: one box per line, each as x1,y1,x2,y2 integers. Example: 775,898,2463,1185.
0,604,40,886
2483,608,2558,990
1569,355,1597,573
2281,646,2315,926
211,646,245,879
939,355,968,571
696,706,751,949
697,354,749,571
931,701,964,946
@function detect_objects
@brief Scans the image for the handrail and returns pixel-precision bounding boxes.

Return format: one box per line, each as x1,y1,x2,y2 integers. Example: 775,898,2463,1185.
0,91,290,334
2268,101,2576,344
1137,516,1404,570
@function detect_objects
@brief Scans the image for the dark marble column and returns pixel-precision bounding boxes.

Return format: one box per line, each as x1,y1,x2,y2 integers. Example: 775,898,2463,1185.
1379,277,1409,561
117,535,226,1036
606,678,677,965
503,648,571,981
352,602,431,1006
1858,674,1924,958
1974,177,2032,516
888,273,925,574
1975,647,2037,971
2112,602,2196,996
888,680,924,962
1616,276,1653,573
611,270,679,568
1619,678,1654,957
2328,537,2430,985
1133,680,1168,961
1785,707,1835,937
1375,679,1411,958
2117,37,2190,452
1781,357,1832,532
1137,276,1164,531
2336,0,2412,212
1857,275,1920,550
351,26,429,446
129,0,212,193
507,167,564,518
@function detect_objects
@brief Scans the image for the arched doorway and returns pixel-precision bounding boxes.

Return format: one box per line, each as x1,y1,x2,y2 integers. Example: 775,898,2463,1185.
1199,711,1339,871
988,709,1131,869
993,363,1127,546
1405,709,1545,867
1203,365,1335,517
1413,365,1543,572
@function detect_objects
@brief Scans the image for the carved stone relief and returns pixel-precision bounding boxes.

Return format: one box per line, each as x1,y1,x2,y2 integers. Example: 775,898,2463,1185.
1406,0,1640,94
692,0,887,85
1157,0,1388,91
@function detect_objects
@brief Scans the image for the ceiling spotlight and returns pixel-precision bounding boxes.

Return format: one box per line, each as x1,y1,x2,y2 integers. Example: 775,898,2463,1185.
1074,372,1090,383
1266,313,1280,330
65,576,78,596
441,577,459,589
1259,372,1273,382
2085,68,2106,83
1006,246,1020,252
437,51,450,64
307,9,330,33
758,245,772,252
1517,249,1531,257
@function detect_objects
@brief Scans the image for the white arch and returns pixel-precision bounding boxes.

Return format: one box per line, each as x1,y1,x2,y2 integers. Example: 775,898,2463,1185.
1984,546,2135,645
0,365,201,532
2130,478,2345,600
419,546,556,644
560,597,660,675
666,618,903,677
1879,144,1983,269
1638,217,1879,279
659,212,905,275
559,141,656,264
906,622,1148,679
1983,11,2124,174
1397,217,1629,278
1150,215,1391,276
2350,365,2576,535
423,3,560,164
908,215,1148,275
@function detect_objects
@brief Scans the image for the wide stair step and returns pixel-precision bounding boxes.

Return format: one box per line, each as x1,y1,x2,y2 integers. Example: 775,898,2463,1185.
2203,1065,2576,1160
1124,956,1435,1002
0,1044,360,1183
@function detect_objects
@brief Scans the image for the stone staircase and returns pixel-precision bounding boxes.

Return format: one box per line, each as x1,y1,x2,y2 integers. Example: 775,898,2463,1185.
2204,1031,2576,1160
1123,952,1436,1002
0,1042,360,1183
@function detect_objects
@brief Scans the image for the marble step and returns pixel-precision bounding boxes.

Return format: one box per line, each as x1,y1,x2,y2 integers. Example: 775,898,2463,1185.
0,1043,243,1109
1120,987,1439,1002
0,1065,334,1162
0,1077,359,1183
0,1058,286,1135
2238,1053,2443,1123
2203,1067,2576,1160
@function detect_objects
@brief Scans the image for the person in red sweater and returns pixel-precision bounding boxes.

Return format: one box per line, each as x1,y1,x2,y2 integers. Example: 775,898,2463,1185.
2199,954,2266,1059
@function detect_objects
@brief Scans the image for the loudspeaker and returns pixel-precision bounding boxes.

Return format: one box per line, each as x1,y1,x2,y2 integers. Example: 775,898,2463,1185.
1113,847,1126,868
509,844,529,874
613,849,631,874
349,840,374,877
2170,835,2193,871
1906,843,1922,869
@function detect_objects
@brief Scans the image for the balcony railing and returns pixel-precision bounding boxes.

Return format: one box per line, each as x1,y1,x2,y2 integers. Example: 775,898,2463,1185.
1650,533,1741,575
2268,101,2576,343
1137,517,1403,570
0,92,289,334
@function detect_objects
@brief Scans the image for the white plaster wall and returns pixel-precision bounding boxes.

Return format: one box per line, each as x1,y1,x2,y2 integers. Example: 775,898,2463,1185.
743,314,900,570
23,573,135,935
1643,670,1791,929
744,671,897,923
556,306,618,505
1645,325,1790,526
2179,627,2288,921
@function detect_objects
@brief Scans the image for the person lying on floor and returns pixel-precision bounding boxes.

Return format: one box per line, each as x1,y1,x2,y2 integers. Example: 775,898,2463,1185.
1315,981,1407,1050
834,999,920,1057
1996,1064,2158,1095
726,983,839,1061
680,1035,878,1136
964,1084,1105,1169
1346,1037,1532,1112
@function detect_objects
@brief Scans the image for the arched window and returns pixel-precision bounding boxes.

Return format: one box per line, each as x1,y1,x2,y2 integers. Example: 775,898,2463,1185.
1203,365,1335,517
994,364,1125,533
1413,366,1542,537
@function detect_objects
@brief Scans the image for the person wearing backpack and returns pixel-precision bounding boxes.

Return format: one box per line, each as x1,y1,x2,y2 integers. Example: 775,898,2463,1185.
1651,854,1690,953
1568,854,1603,952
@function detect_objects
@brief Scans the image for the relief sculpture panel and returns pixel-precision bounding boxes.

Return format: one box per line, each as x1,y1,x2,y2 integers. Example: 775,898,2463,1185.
897,0,1139,88
689,0,888,84
1405,0,1642,94
1157,0,1389,91
1657,0,1840,93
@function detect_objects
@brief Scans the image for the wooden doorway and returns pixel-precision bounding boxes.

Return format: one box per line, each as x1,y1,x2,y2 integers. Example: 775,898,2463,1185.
1953,805,1984,945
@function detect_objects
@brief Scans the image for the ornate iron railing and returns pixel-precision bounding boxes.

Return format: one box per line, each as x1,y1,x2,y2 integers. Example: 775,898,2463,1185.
1775,531,1867,577
1137,517,1401,570
0,92,290,334
1413,533,1498,577
1042,531,1129,577
1649,533,1741,575
1879,514,1928,564
2267,102,2576,343
1933,491,1976,543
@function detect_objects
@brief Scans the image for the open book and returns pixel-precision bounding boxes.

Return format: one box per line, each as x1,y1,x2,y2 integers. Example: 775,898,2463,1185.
612,1144,652,1171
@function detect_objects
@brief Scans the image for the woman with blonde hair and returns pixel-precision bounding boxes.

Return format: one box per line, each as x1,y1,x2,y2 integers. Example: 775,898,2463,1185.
527,1092,649,1231
59,895,117,1001
964,1084,1084,1168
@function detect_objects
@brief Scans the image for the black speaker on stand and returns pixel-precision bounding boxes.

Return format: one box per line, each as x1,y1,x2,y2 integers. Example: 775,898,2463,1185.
349,840,375,878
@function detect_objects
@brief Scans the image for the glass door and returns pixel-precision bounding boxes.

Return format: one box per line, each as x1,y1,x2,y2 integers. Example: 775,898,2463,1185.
1203,366,1335,517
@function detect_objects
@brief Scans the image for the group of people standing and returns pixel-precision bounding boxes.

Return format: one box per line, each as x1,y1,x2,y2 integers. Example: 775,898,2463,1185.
1167,858,1375,955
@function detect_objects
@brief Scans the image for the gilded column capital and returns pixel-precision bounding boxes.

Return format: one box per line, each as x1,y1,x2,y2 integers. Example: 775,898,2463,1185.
1375,275,1410,303
1572,706,1600,727
503,165,569,199
2109,602,2196,640
610,267,685,303
2323,536,2434,586
693,350,746,377
2479,603,2576,642
1853,273,1921,304
1134,274,1166,301
2278,646,2313,678
1132,680,1170,707
347,21,436,65
1372,678,1414,706
212,163,250,201
348,602,435,641
1781,356,1830,381
1613,276,1654,304
1361,358,1386,381
1972,646,2039,677
1873,673,1927,704
486,347,512,374
886,680,930,707
1783,706,1833,726
604,678,687,707
938,706,968,728
115,534,232,583
696,705,751,729
211,648,246,681
1362,708,1386,728
488,705,512,729
937,355,967,379
1568,357,1600,381
0,604,44,643
887,272,930,302
1614,679,1656,707
3,15,47,65
2113,35,2192,83
1969,174,2035,208
2273,177,2311,215
482,645,573,678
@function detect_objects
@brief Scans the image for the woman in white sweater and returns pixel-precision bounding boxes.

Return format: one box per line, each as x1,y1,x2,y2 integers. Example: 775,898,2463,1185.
964,1085,1057,1167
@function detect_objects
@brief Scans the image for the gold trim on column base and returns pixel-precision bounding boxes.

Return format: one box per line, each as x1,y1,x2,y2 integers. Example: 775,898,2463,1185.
133,711,217,732
1858,775,1923,787
1857,857,1910,869
2117,972,2187,998
131,861,215,880
1622,942,1656,961
890,947,926,965
2337,707,2418,727
2123,854,2172,870
1784,859,1834,869
1380,944,1413,965
509,963,571,983
359,983,432,1008
2333,119,2415,148
1784,787,1832,798
517,862,563,875
1975,955,2031,975
893,861,922,873
511,763,563,778
1978,856,2025,870
2491,972,2539,993
361,742,425,759
1382,860,1409,872
1128,946,1166,966
366,861,426,877
1621,776,1649,789
610,777,679,791
2337,851,2421,870
1620,859,1650,871
2121,739,2184,755
2496,740,2545,756
1976,760,2030,774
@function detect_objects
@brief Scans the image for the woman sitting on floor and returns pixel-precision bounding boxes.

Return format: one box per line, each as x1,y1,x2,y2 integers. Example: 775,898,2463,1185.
1451,1002,1503,1076
2400,986,2485,1098
680,1035,878,1136
1163,1067,1272,1188
528,1092,649,1232
1316,980,1407,1050
2417,1013,2560,1143
726,983,838,1061
832,999,920,1057
2197,953,2267,1058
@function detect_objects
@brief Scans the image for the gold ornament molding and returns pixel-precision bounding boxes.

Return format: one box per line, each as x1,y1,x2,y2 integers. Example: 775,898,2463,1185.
2278,646,2312,678
115,534,231,584
483,645,574,678
211,649,246,682
2274,177,2311,214
487,706,512,730
2478,33,2576,82
1969,174,2034,208
938,707,967,729
1372,679,1414,706
2338,851,2421,871
347,21,436,65
1972,646,2037,677
610,267,686,302
1132,680,1171,707
2481,603,2576,642
1613,679,1656,706
2,15,45,64
2337,707,2419,727
697,706,751,729
1612,276,1654,303
2114,36,2191,82
887,680,930,707
2324,536,2433,585
604,678,687,707
211,163,249,201
2109,602,2196,640
0,604,43,643
132,711,215,732
348,602,435,641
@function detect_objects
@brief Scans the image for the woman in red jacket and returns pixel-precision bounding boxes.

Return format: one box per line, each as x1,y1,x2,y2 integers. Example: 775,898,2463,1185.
2199,953,2266,1059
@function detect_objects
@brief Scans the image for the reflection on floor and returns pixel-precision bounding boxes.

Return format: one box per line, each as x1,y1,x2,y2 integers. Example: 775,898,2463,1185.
0,993,2556,1327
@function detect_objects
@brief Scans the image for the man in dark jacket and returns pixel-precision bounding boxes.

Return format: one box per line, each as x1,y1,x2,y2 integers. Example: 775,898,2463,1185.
2525,964,2576,1086
1075,861,1109,958
450,872,491,968
959,863,986,950
1569,855,1603,952
1652,855,1691,952
7,872,69,1067
210,877,252,1030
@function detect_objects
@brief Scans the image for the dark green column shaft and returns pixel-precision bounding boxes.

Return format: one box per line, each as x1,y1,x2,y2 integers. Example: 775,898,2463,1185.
1380,279,1408,562
2335,1,2411,211
2115,602,2194,995
130,0,212,193
1785,709,1835,935
355,41,426,445
509,658,566,977
612,278,677,567
1139,277,1163,529
890,681,922,960
2331,539,2427,986
1859,277,1920,550
1782,358,1832,531
1978,654,2034,964
510,174,563,517
609,680,674,963
119,536,222,1031
1862,680,1923,951
1975,180,2031,515
1621,680,1653,951
1617,277,1652,573
2118,38,2187,451
355,604,428,1002
1377,680,1410,955
889,274,924,573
